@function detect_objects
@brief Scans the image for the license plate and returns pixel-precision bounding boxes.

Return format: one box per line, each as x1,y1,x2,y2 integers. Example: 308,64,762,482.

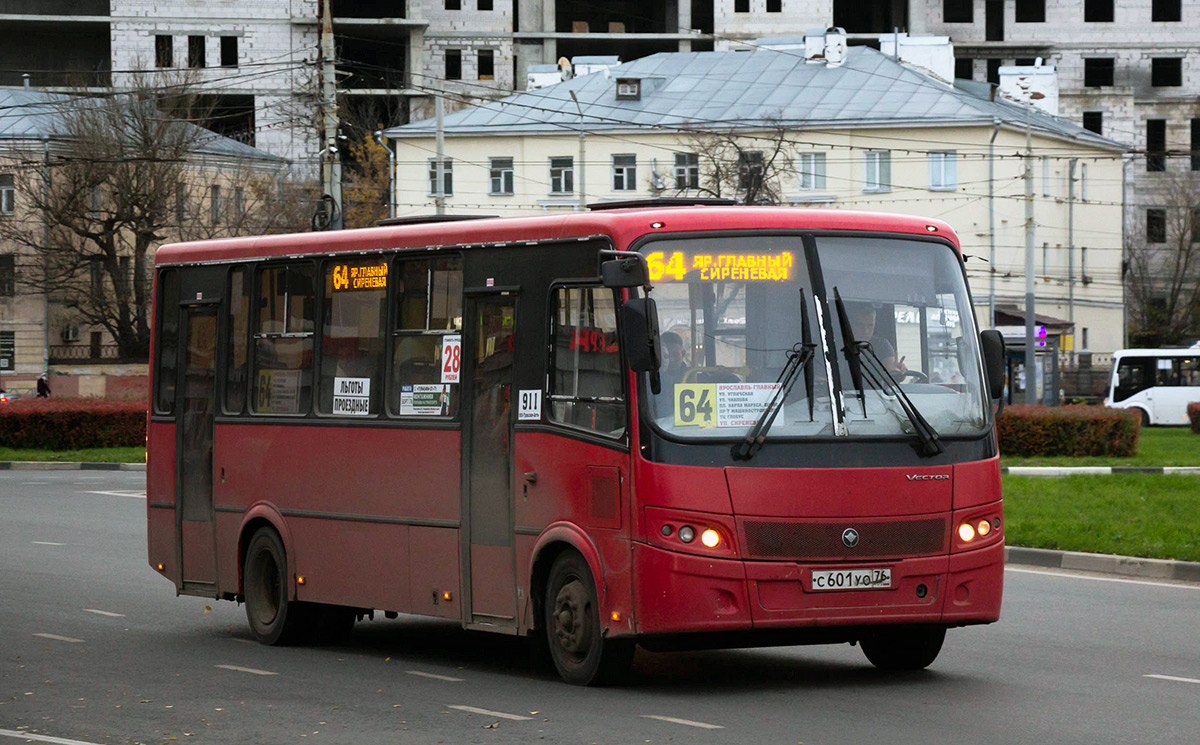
811,568,892,591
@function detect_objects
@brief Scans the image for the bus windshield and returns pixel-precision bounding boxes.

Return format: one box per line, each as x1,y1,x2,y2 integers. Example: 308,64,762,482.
642,234,989,441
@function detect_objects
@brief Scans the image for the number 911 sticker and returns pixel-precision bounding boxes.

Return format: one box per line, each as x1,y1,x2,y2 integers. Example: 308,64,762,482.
811,568,892,591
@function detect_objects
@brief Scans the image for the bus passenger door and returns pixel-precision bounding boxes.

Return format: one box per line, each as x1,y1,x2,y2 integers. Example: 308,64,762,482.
462,293,518,629
176,305,218,593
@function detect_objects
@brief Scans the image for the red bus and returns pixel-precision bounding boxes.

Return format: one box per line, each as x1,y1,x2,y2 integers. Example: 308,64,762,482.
147,205,1008,685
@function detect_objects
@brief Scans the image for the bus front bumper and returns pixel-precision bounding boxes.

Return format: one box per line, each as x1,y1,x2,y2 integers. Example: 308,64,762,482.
630,540,1003,635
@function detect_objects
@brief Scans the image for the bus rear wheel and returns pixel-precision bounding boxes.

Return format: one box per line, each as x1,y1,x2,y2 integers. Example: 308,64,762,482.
860,626,946,671
544,551,634,686
243,527,310,646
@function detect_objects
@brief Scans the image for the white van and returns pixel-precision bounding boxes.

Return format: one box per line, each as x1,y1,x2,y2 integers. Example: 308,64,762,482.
1105,348,1200,425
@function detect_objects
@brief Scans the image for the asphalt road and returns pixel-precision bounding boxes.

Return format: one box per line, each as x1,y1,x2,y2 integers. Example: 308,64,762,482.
3,471,1199,745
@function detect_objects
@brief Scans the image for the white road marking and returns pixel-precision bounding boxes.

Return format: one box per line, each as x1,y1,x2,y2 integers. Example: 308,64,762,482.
31,541,65,546
446,705,532,721
0,728,108,745
34,633,83,643
1007,567,1200,590
641,715,724,730
407,670,464,682
215,664,278,676
82,490,145,499
21,481,50,485
1145,674,1200,685
83,609,125,618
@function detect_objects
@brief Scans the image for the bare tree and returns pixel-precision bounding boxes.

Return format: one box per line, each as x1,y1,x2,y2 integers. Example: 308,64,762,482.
1126,170,1200,346
672,121,793,205
0,78,307,359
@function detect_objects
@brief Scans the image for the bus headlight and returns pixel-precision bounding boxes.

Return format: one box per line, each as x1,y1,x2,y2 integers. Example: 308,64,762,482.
958,522,976,542
678,526,696,543
700,529,721,548
977,520,992,537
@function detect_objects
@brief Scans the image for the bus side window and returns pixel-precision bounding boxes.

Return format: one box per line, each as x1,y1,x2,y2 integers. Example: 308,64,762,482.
224,266,250,414
154,269,180,414
318,259,387,417
389,256,463,418
252,263,315,415
547,286,625,437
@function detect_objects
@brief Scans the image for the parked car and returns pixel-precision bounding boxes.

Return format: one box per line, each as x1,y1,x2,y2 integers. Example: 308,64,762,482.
0,390,20,403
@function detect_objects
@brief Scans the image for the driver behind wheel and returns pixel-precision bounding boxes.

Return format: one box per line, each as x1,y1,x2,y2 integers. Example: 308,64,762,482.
847,303,907,377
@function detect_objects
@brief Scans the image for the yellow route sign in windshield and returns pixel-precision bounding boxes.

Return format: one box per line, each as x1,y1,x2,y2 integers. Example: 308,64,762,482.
646,251,794,282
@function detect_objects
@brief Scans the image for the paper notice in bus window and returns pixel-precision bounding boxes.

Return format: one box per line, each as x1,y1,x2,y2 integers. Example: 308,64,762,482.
441,334,462,384
332,377,371,416
674,382,781,428
400,384,450,416
257,369,301,414
518,389,542,421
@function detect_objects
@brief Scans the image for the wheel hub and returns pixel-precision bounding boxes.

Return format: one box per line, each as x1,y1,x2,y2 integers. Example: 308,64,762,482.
552,579,591,659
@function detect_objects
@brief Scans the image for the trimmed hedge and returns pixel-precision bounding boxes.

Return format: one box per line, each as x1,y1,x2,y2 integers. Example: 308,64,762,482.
0,398,146,450
998,405,1140,457
1189,402,1200,434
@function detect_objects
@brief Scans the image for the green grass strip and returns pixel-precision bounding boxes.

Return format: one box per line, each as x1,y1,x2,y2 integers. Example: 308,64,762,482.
1002,427,1200,467
1003,473,1200,562
0,446,145,463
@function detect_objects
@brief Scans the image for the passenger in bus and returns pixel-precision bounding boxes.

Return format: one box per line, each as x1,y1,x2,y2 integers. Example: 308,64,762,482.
660,331,690,391
847,303,907,377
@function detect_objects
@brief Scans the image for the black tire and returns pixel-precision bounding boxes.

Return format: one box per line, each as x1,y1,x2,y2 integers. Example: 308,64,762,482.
243,527,310,646
860,626,946,671
1139,408,1151,427
544,551,634,686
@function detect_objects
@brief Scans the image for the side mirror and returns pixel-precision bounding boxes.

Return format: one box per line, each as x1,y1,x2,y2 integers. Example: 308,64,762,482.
602,256,649,289
980,329,1006,400
621,297,662,376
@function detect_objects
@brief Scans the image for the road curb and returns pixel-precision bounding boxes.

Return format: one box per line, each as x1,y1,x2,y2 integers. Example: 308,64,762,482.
1003,466,1200,476
1006,546,1200,583
0,461,145,471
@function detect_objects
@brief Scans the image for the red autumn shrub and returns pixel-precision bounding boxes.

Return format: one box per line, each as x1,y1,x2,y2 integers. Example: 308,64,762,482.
998,405,1140,457
1188,402,1200,434
0,398,146,450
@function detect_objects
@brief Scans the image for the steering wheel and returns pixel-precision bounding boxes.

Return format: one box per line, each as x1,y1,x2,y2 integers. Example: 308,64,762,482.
901,369,928,384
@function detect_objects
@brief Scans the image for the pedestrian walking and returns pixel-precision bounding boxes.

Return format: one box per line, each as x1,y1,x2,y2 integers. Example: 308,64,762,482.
36,373,50,398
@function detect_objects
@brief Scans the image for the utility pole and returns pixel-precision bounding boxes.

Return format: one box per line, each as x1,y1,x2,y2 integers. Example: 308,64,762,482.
988,119,1000,330
434,95,445,215
318,0,342,229
569,90,586,211
1023,104,1036,404
1067,158,1076,365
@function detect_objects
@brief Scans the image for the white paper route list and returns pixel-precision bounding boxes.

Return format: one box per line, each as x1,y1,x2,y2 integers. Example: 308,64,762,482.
714,383,781,427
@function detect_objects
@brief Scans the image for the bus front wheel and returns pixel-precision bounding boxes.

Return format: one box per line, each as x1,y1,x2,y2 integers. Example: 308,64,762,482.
544,551,634,686
860,626,946,671
243,527,310,645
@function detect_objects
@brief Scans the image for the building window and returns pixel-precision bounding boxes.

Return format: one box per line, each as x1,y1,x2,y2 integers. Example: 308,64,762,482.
155,35,173,68
1015,0,1045,22
427,159,453,196
550,157,574,194
1192,209,1200,243
615,79,640,100
0,254,14,297
766,0,782,11
478,49,494,80
479,0,493,8
209,184,221,225
1082,111,1103,134
986,59,1002,85
233,186,244,219
1152,0,1181,21
944,0,973,22
1147,119,1166,172
1084,0,1113,21
253,263,316,415
220,36,238,68
1083,58,1114,87
797,152,826,190
0,330,12,374
1151,58,1182,87
548,286,625,437
864,150,891,192
445,49,462,80
734,0,750,12
737,151,765,193
928,151,956,190
389,256,463,418
188,35,206,68
612,155,637,191
489,157,514,195
0,174,14,215
1080,163,1088,200
675,153,700,189
1191,119,1200,171
1147,209,1167,243
955,57,974,80
446,0,461,8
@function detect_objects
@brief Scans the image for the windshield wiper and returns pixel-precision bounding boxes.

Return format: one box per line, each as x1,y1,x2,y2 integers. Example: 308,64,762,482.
832,288,944,457
732,289,816,461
